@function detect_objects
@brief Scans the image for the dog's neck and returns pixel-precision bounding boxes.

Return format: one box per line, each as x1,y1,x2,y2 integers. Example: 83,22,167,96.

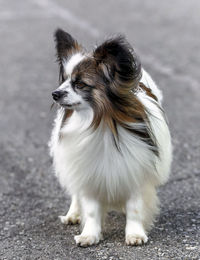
59,107,94,135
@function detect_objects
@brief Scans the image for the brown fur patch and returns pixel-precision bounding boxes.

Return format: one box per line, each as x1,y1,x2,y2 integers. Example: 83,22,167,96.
139,82,158,101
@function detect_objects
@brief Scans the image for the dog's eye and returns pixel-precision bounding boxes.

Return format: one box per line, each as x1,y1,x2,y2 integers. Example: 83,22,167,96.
75,82,87,90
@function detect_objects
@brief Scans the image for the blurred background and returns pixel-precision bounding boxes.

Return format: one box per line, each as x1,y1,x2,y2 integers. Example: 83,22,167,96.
0,0,199,259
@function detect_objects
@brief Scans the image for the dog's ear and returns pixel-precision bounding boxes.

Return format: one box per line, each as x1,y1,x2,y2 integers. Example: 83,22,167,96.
93,36,141,85
54,29,81,63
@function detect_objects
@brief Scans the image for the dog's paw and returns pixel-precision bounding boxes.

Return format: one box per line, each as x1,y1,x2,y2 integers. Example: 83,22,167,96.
126,233,148,246
74,234,102,247
59,213,81,225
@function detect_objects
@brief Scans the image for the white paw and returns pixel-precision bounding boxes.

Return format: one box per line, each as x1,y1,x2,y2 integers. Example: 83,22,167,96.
74,234,102,247
59,213,81,225
126,233,148,246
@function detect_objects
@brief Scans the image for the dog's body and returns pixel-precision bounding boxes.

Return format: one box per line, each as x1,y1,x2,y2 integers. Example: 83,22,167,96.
49,29,172,246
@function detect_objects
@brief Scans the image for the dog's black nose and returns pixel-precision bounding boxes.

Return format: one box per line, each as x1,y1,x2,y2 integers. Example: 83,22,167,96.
52,91,61,101
52,90,68,101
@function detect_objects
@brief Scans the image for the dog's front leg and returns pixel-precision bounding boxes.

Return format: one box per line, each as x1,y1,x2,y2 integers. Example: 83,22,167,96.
125,193,148,246
75,196,103,247
59,194,81,224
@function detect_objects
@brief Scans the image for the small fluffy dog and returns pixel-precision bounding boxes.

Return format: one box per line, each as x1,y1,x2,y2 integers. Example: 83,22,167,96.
49,29,172,247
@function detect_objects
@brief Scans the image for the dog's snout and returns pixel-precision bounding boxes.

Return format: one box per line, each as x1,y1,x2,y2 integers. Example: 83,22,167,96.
52,90,68,101
52,91,61,101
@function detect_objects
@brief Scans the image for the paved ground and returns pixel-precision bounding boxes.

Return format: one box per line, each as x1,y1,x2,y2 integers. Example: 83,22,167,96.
0,0,200,259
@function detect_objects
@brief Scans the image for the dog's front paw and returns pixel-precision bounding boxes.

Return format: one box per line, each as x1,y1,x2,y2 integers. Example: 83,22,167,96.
74,234,102,247
126,233,148,246
59,213,81,225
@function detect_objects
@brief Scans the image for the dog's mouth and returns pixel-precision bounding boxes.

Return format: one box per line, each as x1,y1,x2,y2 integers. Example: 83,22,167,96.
59,102,81,108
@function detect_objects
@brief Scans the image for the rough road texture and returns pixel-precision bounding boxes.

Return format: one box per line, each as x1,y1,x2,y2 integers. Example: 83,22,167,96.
0,0,200,259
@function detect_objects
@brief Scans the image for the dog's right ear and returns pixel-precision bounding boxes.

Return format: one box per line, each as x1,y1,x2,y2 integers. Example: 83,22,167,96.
54,29,81,63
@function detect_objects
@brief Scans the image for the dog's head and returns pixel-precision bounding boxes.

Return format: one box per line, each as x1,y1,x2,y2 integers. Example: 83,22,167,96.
52,29,143,129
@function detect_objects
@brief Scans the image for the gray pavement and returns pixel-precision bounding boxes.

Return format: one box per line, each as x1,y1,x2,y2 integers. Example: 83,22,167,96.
0,0,200,259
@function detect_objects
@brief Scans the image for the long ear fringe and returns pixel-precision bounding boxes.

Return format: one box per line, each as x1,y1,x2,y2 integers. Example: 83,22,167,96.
93,35,141,86
91,37,158,153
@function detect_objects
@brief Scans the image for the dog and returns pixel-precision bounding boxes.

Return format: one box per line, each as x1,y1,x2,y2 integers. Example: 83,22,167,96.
49,28,172,247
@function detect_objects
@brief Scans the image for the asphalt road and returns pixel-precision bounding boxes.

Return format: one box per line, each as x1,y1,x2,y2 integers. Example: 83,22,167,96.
0,0,200,259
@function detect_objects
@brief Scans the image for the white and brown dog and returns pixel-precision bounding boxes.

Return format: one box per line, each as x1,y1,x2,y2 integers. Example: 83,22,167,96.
49,29,172,247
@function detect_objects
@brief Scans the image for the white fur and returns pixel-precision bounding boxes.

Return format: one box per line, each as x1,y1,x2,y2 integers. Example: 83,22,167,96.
140,69,163,104
64,53,84,75
49,68,172,246
59,194,80,224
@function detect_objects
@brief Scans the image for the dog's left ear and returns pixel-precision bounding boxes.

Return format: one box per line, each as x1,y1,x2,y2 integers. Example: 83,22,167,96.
54,28,81,63
93,36,141,85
